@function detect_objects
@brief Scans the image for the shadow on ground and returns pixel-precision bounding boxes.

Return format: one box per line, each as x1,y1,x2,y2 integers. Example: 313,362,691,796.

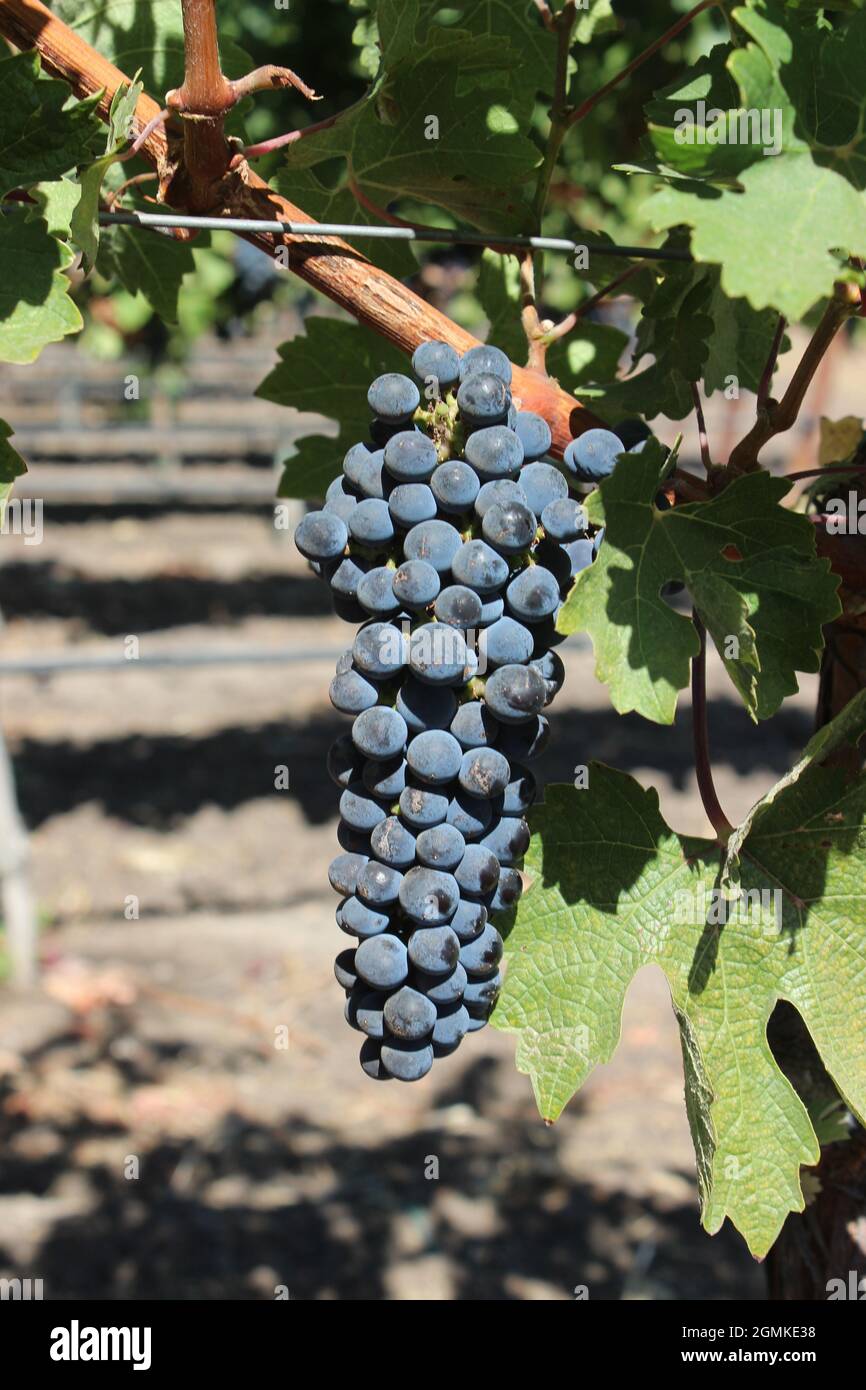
0,1022,763,1301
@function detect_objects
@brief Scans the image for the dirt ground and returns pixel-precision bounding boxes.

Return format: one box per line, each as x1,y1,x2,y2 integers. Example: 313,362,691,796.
0,320,855,1301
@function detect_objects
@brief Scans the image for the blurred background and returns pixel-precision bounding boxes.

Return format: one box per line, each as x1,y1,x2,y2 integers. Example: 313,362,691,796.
0,0,862,1301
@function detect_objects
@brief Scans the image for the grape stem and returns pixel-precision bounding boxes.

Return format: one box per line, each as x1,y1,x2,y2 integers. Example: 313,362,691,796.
691,613,733,845
728,283,860,473
542,262,645,347
532,0,557,34
566,0,719,129
691,382,712,472
519,251,548,373
104,171,158,210
239,110,346,160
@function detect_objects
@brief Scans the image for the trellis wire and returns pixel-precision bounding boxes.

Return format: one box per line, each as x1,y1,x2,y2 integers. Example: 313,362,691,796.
98,209,692,263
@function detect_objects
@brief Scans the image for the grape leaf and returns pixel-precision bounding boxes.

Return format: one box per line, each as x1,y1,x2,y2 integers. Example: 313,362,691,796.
0,51,102,199
0,216,82,363
256,316,408,499
492,762,866,1257
643,2,866,317
27,178,80,239
558,442,841,723
0,420,27,527
722,688,866,890
376,0,554,94
71,77,144,266
275,2,541,231
98,222,195,325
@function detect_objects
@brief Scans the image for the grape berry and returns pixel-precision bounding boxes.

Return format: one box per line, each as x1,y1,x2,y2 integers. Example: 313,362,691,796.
296,341,623,1082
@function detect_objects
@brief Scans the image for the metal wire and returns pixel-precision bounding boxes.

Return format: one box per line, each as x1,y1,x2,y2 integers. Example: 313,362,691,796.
0,646,347,677
98,209,692,263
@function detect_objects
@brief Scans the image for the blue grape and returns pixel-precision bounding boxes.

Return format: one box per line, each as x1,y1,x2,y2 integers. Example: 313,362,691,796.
359,1038,392,1081
408,621,468,685
406,728,463,784
341,895,391,938
356,860,403,907
339,783,389,832
396,678,457,735
368,373,420,423
459,344,512,385
355,932,409,989
456,373,510,429
356,565,401,617
529,650,565,702
370,815,417,869
481,501,537,555
362,752,405,802
399,782,450,829
328,852,368,897
447,790,493,841
328,554,370,603
459,923,504,978
349,497,395,547
407,925,461,975
513,411,552,462
384,430,438,482
328,732,362,787
352,705,407,760
295,510,348,561
431,461,479,514
455,844,500,897
486,865,523,912
464,972,501,1015
388,482,437,528
450,700,498,750
432,1003,470,1051
380,1038,434,1081
334,948,358,991
343,442,377,489
475,478,527,518
484,663,547,723
415,822,466,872
450,539,509,594
496,714,549,760
403,519,462,574
541,498,587,542
329,667,381,715
399,867,461,924
383,986,437,1040
500,764,536,815
482,615,534,667
412,340,461,392
480,816,530,865
434,584,483,629
449,898,487,941
324,476,358,523
506,565,560,623
477,593,506,626
415,962,467,1004
354,450,390,499
464,424,523,478
349,990,386,1039
565,537,595,575
392,558,440,610
519,462,568,515
563,427,624,483
458,746,511,799
352,622,406,677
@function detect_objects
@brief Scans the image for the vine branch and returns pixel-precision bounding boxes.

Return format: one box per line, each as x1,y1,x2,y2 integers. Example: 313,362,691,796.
728,284,860,473
691,382,712,472
691,613,734,844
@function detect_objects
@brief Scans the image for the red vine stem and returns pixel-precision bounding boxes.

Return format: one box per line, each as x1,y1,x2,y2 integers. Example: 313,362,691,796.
566,0,718,128
692,614,733,844
543,262,645,346
241,110,344,160
757,313,786,411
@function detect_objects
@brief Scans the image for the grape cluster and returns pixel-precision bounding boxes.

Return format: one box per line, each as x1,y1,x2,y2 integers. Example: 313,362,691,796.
296,341,626,1083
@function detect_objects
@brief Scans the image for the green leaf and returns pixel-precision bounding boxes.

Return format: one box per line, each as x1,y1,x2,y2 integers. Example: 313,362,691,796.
558,442,841,723
71,77,144,266
722,688,866,889
0,420,27,526
493,762,866,1257
52,0,251,106
275,2,543,231
0,51,102,199
256,316,408,499
0,216,82,363
98,223,195,325
27,178,81,239
642,3,866,317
